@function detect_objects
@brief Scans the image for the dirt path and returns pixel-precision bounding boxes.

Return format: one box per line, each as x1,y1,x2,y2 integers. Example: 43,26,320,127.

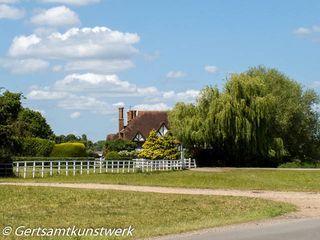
1,182,320,218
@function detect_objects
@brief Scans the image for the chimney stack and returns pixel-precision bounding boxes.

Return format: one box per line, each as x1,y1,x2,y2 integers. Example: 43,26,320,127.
118,107,124,134
127,110,137,125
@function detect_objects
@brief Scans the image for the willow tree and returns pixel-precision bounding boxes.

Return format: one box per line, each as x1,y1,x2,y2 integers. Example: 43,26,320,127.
169,70,289,166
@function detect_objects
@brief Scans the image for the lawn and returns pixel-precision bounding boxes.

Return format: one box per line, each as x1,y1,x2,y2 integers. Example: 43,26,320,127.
1,169,320,192
0,186,295,239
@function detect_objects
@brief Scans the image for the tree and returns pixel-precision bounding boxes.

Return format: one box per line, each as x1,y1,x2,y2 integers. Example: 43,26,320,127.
169,67,319,166
0,90,22,157
138,130,179,160
15,108,54,139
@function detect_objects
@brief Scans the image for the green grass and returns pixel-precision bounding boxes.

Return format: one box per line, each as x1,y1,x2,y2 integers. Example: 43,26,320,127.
0,186,295,239
1,169,320,192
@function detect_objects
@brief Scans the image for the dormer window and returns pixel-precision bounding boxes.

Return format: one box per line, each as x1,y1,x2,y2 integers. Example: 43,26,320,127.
157,124,168,137
133,132,145,142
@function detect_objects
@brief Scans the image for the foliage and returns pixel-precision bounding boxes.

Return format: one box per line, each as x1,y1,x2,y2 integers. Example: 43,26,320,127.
105,151,121,160
118,150,138,159
0,90,22,159
17,137,55,157
169,67,320,166
54,134,94,148
13,157,94,161
278,160,320,168
93,140,106,152
138,130,179,160
50,142,86,157
15,108,53,139
105,139,137,153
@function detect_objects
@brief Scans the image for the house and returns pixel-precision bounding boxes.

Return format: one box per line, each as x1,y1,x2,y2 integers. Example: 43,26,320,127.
106,107,169,147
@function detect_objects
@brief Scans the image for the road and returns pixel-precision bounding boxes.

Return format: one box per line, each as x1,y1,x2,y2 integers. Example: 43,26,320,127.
156,218,320,240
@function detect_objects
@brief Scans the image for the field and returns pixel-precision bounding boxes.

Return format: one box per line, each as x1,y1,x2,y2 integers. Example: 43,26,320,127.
2,168,320,192
0,185,295,239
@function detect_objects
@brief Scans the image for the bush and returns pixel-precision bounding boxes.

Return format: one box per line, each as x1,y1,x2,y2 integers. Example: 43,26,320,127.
18,137,55,157
118,150,138,160
13,157,95,161
50,142,86,157
105,139,137,153
278,160,320,168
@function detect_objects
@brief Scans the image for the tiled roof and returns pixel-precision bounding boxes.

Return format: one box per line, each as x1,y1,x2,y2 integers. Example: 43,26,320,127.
121,111,168,141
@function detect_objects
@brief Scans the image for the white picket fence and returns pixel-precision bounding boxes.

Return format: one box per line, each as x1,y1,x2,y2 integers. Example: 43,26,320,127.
13,158,197,179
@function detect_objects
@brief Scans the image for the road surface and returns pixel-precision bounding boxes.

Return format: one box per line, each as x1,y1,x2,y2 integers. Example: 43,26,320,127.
155,218,320,240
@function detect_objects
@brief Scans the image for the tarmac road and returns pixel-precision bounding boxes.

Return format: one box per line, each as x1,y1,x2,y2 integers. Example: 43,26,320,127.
156,218,320,240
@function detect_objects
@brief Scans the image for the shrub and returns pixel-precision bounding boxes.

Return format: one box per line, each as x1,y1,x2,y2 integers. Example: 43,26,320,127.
105,151,121,160
118,150,138,160
105,139,137,153
278,160,320,168
18,137,55,157
50,142,86,157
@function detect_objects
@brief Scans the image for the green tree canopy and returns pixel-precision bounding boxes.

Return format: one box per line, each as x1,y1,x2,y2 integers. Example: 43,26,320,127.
169,67,320,166
15,108,54,139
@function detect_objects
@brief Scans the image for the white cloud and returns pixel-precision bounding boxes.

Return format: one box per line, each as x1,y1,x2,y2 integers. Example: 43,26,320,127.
9,27,140,60
294,25,320,35
31,6,80,27
0,58,49,74
27,89,68,100
41,0,100,6
133,103,171,111
0,4,25,19
0,0,19,3
64,59,134,73
70,111,80,118
204,65,218,73
58,95,112,114
166,70,186,79
54,73,158,96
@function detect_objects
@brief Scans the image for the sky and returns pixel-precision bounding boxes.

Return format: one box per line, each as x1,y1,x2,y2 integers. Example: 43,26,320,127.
1,0,320,141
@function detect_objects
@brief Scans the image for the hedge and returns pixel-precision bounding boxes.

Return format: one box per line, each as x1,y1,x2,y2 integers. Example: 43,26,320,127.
18,137,55,157
13,157,95,161
50,142,87,157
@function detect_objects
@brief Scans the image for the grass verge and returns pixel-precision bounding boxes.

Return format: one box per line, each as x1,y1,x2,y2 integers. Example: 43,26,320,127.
0,186,295,239
1,169,320,192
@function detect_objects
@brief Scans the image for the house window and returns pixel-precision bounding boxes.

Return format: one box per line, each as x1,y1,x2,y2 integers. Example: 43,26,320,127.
157,124,168,137
133,132,145,142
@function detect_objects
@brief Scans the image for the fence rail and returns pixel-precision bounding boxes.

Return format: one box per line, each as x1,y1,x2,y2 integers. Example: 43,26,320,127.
12,158,196,179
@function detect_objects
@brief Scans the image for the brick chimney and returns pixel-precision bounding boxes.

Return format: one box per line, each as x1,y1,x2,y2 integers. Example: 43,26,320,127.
118,107,124,134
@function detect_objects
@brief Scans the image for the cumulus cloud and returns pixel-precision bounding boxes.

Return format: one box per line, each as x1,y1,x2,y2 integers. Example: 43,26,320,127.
31,6,80,27
204,65,218,73
133,103,171,111
41,0,100,6
54,73,158,96
70,111,80,119
166,70,186,79
4,26,140,75
0,58,49,74
9,26,140,59
27,89,69,100
0,4,25,19
58,95,113,114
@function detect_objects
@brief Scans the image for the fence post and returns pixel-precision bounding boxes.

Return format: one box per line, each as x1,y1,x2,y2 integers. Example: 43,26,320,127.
50,161,53,176
23,161,27,179
58,161,61,175
16,162,19,177
111,161,114,173
80,161,83,175
93,161,96,174
106,161,108,173
41,161,44,178
117,161,120,173
66,161,68,176
87,161,90,174
73,161,76,176
99,160,102,174
32,161,35,178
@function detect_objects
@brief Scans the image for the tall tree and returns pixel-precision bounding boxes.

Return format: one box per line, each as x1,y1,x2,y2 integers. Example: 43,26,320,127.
15,108,54,139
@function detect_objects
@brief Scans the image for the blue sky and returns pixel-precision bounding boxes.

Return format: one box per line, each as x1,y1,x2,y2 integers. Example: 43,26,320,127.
1,0,320,141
